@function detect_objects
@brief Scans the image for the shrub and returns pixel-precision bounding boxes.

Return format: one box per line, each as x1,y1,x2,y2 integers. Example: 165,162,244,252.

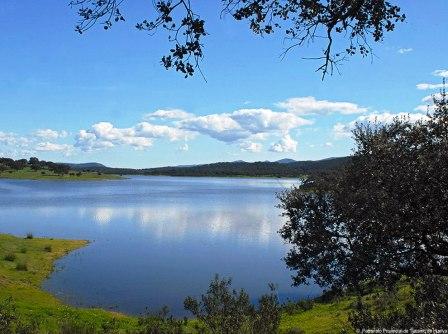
3,253,16,262
349,276,448,330
184,275,280,334
25,233,33,239
16,262,28,271
0,298,17,333
44,245,52,252
137,307,186,334
282,299,314,315
20,247,27,254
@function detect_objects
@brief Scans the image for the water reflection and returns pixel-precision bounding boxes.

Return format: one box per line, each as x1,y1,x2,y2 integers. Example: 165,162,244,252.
0,176,320,316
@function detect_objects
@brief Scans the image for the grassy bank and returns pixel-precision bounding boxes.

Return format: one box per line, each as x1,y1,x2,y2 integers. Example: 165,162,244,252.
0,233,355,333
0,168,121,181
0,233,139,332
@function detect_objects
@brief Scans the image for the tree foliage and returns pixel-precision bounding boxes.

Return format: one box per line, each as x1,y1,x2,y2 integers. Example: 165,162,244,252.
69,0,405,78
349,276,448,330
278,87,448,290
184,275,280,334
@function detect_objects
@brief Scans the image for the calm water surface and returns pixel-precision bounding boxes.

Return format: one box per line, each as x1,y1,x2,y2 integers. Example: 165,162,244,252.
0,176,321,315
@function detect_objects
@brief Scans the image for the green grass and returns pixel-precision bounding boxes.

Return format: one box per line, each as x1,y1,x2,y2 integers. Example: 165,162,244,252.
0,233,140,332
0,232,366,333
279,297,354,333
0,167,121,181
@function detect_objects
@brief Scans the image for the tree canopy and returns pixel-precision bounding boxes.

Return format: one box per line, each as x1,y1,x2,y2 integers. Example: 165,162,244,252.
69,0,405,78
278,87,448,291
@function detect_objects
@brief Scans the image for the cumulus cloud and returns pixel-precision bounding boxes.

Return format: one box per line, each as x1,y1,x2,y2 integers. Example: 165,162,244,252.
276,96,367,115
422,93,443,103
143,109,194,120
179,114,248,142
432,69,448,77
0,132,18,145
34,129,68,140
75,121,190,152
416,83,445,90
414,104,435,113
240,141,262,152
333,112,429,139
398,48,413,54
355,112,428,124
179,108,311,144
35,142,73,155
230,108,311,133
269,134,297,153
333,123,352,139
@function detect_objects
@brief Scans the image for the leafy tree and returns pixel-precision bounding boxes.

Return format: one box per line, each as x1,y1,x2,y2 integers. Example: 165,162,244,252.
47,163,71,175
184,275,280,334
349,276,448,329
69,0,405,78
278,87,448,291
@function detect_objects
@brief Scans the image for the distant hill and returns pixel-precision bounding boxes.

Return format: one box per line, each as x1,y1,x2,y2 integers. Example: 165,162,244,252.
276,158,297,164
65,157,350,178
141,157,350,178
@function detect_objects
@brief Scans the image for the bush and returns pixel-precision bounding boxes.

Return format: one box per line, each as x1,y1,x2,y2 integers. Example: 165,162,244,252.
3,253,16,262
137,307,186,334
349,276,448,330
184,275,280,334
16,262,28,271
44,245,52,252
282,299,314,315
20,247,27,254
0,298,17,333
25,233,33,239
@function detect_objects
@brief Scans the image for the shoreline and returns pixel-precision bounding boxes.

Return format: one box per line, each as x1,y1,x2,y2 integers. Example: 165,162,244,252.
0,232,351,333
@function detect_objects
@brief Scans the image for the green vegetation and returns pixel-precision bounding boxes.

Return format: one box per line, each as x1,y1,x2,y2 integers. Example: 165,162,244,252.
0,167,120,181
0,233,361,333
278,88,448,329
74,157,349,179
0,233,140,333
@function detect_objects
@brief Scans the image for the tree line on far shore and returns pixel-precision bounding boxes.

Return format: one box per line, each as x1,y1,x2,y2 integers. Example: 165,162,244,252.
0,157,70,176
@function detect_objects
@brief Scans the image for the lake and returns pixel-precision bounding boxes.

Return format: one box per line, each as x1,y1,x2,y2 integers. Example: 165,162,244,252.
0,176,321,316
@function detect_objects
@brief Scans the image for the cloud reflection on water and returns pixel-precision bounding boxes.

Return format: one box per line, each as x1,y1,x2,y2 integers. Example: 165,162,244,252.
85,204,282,244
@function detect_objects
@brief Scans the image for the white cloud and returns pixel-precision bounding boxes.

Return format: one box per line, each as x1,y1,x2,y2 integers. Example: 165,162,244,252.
75,121,189,152
355,112,428,124
0,132,18,145
231,108,311,133
143,109,194,120
422,93,443,102
179,114,248,142
432,69,448,78
179,108,311,143
35,142,73,155
414,105,435,113
269,134,297,153
333,112,429,139
398,48,413,54
324,142,333,147
416,83,445,90
34,129,68,140
135,122,192,141
178,143,189,151
333,123,352,139
240,141,262,152
276,96,367,115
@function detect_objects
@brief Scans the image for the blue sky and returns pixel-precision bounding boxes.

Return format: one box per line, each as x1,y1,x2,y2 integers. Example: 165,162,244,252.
0,1,447,168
